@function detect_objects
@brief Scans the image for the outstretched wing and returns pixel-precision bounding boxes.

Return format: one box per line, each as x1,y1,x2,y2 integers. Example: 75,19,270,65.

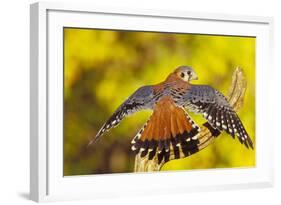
88,85,155,146
179,85,253,149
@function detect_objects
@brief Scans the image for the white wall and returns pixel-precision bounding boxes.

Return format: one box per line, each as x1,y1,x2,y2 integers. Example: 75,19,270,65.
0,0,280,204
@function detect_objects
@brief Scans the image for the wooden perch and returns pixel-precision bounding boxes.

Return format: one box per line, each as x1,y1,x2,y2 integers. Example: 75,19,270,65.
134,67,247,172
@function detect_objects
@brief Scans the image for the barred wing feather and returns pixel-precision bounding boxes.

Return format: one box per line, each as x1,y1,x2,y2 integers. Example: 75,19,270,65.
180,85,253,149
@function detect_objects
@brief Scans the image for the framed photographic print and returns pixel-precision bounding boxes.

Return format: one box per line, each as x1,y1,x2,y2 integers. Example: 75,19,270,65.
30,2,274,202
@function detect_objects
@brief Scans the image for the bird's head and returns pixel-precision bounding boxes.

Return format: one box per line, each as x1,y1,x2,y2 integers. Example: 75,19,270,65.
173,66,198,82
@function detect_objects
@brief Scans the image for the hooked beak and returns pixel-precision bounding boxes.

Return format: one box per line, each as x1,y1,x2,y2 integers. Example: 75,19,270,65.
190,73,198,81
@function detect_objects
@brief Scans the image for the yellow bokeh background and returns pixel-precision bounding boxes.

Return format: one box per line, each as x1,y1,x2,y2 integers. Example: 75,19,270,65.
63,28,255,175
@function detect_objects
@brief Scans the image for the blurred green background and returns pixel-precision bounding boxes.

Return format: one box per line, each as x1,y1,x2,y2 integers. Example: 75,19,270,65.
63,28,255,176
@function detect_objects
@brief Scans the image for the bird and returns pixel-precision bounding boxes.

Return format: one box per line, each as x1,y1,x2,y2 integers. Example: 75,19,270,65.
88,66,254,164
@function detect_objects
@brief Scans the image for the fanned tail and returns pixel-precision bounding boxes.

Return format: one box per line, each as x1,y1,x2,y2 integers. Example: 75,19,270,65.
131,97,200,164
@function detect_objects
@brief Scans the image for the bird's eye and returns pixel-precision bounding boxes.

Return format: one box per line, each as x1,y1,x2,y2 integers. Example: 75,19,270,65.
187,71,191,75
180,72,185,78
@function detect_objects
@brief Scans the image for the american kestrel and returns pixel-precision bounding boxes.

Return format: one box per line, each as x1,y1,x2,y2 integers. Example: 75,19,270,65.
89,66,253,163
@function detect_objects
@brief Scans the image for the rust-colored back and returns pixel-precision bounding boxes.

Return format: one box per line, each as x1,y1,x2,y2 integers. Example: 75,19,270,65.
140,96,193,141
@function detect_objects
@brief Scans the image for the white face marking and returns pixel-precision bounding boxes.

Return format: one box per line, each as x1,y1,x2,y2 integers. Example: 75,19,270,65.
229,129,233,133
203,113,208,118
222,125,227,129
106,124,110,129
244,135,248,139
241,137,245,141
131,139,136,144
208,116,212,120
140,148,145,152
186,138,191,142
216,122,221,126
131,146,136,151
234,128,237,132
182,73,191,81
112,120,116,125
176,143,181,147
178,68,197,82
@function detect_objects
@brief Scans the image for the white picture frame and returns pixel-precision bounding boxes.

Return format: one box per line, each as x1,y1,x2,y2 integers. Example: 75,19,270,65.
30,2,274,202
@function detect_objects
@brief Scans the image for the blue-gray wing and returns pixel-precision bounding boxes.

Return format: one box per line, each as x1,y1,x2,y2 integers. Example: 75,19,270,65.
88,85,155,146
179,85,253,149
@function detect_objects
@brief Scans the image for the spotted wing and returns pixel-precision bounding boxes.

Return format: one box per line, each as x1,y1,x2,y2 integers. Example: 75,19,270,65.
88,85,155,146
180,85,253,149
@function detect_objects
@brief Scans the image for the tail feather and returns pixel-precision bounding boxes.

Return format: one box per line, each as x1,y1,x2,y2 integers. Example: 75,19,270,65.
131,97,200,164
